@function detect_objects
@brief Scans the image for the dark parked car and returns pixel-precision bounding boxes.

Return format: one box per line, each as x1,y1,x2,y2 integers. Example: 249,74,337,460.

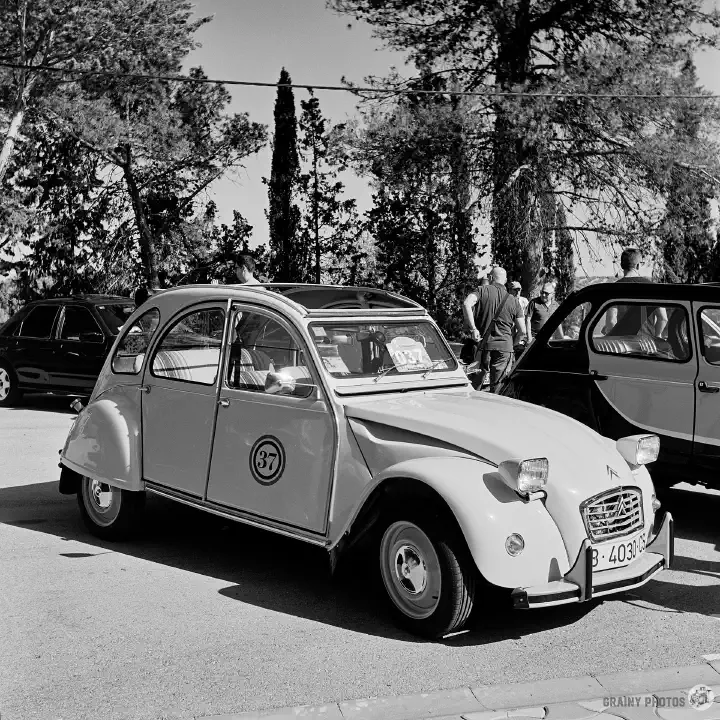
0,295,135,406
500,281,720,489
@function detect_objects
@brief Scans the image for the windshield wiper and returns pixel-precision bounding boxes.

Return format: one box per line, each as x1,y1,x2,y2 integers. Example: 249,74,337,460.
421,359,450,378
373,363,410,382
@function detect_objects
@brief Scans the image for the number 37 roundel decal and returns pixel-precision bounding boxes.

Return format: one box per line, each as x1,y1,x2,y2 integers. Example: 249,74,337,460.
249,435,286,486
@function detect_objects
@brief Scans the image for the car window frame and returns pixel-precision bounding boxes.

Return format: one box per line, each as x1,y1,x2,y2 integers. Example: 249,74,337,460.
149,305,226,387
111,307,162,376
542,300,593,350
58,304,104,342
589,300,693,365
17,304,61,340
696,305,720,366
223,303,324,400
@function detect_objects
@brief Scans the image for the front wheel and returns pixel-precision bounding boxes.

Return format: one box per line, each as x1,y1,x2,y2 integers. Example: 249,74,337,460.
77,476,145,540
379,517,476,639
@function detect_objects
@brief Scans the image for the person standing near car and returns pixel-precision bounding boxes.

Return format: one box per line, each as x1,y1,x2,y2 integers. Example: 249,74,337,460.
508,281,528,346
233,254,261,285
525,282,559,343
603,248,667,336
463,266,525,392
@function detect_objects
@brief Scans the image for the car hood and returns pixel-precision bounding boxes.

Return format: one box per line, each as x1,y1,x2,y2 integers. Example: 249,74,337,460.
343,389,648,558
343,388,614,470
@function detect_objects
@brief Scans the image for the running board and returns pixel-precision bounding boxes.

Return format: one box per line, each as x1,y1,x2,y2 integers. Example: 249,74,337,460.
144,482,330,548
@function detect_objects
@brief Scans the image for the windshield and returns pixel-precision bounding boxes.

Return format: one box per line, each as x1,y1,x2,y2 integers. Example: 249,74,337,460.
96,303,135,335
309,321,457,379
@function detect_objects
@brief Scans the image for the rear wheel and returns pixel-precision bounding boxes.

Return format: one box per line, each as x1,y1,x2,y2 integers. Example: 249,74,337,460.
77,476,145,540
0,361,22,407
378,514,476,639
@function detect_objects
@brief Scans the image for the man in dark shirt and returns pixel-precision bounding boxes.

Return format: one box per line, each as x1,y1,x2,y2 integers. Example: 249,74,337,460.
525,282,559,341
462,266,525,391
603,248,667,336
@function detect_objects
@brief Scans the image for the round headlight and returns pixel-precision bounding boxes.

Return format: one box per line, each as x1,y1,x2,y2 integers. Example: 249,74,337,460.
505,533,525,556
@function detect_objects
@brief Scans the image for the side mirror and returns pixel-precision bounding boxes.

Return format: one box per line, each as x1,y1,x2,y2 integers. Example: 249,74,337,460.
79,331,104,344
264,371,317,399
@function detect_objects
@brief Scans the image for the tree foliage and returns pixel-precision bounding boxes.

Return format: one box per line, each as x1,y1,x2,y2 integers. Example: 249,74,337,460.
297,94,363,284
344,72,485,337
1,2,266,294
331,0,720,294
659,58,719,283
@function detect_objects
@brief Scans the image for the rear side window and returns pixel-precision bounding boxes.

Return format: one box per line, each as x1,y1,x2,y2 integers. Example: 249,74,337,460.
590,303,690,362
111,308,161,375
60,307,102,341
19,305,59,338
0,312,25,337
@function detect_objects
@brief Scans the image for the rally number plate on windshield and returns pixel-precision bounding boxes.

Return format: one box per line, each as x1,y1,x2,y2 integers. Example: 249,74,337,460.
591,530,647,572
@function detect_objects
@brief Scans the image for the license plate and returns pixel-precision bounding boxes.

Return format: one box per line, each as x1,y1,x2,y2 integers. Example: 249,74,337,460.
591,530,647,572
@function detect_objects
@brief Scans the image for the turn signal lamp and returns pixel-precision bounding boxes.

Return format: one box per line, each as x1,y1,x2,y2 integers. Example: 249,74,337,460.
616,435,660,468
498,458,549,499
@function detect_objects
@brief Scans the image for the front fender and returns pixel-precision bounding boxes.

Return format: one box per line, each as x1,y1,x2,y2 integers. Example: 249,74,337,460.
371,457,571,588
61,384,143,491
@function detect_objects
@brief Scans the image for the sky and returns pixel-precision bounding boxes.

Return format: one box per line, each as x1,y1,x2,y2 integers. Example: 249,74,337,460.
185,0,720,279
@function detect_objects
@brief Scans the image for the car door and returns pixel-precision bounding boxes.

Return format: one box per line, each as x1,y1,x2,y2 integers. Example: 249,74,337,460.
205,304,335,534
587,299,697,473
691,304,720,478
8,304,61,389
55,305,108,392
141,303,227,497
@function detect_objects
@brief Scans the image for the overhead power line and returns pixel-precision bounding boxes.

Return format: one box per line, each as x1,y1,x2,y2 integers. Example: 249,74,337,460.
0,61,718,100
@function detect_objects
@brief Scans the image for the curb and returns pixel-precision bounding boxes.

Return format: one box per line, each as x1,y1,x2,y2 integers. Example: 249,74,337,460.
198,659,720,720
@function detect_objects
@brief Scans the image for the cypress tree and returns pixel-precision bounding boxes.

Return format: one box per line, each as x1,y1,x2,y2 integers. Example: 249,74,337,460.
267,68,300,281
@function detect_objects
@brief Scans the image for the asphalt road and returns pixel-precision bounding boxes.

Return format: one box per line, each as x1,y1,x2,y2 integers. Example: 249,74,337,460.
1,395,719,720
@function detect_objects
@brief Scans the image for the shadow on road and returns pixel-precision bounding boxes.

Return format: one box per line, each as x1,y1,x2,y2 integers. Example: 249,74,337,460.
0,479,717,643
6,393,81,415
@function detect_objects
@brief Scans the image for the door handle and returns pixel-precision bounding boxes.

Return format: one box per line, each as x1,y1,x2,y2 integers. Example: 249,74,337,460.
218,398,230,408
590,370,608,381
138,385,150,394
698,381,720,393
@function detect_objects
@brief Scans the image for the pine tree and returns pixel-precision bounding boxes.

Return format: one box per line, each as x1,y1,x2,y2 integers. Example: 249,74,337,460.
659,58,717,283
297,95,362,284
266,68,301,282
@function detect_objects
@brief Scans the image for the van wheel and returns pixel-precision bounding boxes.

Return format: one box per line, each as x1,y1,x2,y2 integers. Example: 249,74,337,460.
77,476,145,540
379,516,475,639
0,361,22,406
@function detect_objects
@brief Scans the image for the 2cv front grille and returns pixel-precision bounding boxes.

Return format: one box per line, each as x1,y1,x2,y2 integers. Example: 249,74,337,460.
581,487,644,542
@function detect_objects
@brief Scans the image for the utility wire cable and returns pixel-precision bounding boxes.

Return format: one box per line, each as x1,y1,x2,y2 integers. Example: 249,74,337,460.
0,61,718,100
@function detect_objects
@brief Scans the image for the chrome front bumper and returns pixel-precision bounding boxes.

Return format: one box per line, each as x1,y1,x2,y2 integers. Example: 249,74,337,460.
511,511,674,609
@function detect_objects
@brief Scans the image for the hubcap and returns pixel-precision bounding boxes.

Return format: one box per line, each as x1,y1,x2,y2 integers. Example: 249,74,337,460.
90,479,114,511
380,521,442,620
395,545,427,594
0,368,11,400
82,477,121,527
